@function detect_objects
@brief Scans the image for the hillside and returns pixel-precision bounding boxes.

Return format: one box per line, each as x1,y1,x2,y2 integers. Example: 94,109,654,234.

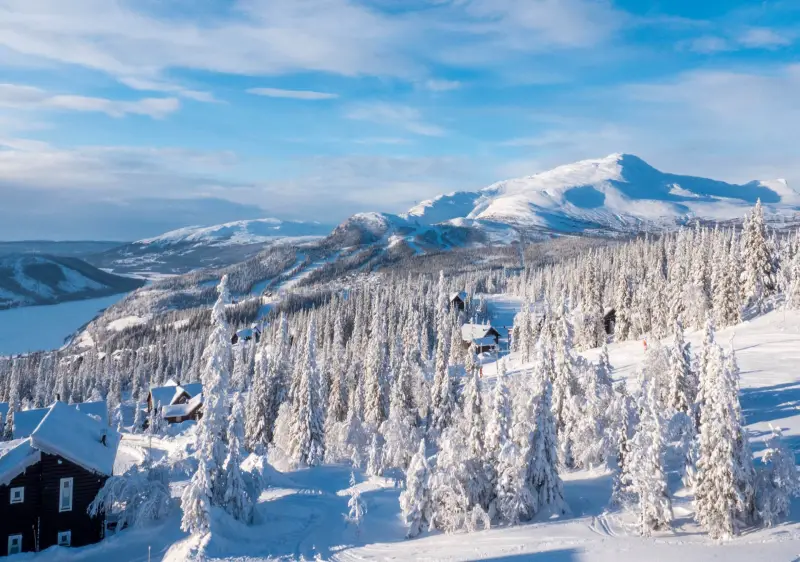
0,254,144,309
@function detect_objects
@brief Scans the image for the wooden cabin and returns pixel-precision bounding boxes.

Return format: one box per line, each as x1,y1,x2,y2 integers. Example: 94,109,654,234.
231,325,261,345
461,323,501,353
449,292,467,311
147,381,203,424
0,402,120,556
160,393,204,424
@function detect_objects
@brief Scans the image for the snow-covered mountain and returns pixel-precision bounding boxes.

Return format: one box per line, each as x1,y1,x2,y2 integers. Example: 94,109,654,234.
138,218,332,247
405,153,800,233
0,254,144,309
87,154,800,280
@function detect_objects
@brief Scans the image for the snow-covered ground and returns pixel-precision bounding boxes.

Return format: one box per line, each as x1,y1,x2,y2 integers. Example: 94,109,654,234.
13,299,800,562
0,294,127,356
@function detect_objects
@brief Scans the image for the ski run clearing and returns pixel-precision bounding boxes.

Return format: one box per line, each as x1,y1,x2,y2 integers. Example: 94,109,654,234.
16,300,800,562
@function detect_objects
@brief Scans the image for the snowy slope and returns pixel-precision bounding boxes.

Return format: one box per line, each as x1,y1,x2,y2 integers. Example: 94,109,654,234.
138,218,332,247
31,305,800,561
407,153,800,233
0,254,143,309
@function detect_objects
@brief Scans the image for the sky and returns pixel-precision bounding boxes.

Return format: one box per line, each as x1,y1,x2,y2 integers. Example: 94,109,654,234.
0,0,798,240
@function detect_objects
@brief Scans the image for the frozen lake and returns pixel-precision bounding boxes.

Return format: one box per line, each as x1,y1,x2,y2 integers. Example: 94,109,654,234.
0,294,127,356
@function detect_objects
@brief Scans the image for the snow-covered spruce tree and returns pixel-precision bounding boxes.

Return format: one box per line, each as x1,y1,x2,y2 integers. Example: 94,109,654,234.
364,310,390,429
429,319,454,434
244,352,270,453
741,200,776,312
526,341,567,516
486,361,511,463
366,431,384,476
400,439,433,537
755,426,800,527
623,378,673,536
181,275,233,533
571,356,613,469
223,393,254,523
380,353,420,471
132,402,145,434
429,369,493,533
287,313,325,467
345,472,366,535
608,382,639,506
548,304,580,468
667,319,696,416
693,343,755,539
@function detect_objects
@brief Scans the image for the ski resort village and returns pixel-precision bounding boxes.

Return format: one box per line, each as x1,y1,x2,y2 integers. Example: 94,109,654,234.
2,1,800,560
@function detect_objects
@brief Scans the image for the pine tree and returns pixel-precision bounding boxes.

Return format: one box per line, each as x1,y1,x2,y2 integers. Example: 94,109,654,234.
694,343,754,539
400,439,432,537
486,363,511,462
623,378,673,535
741,200,776,312
223,394,254,523
345,472,366,534
181,275,233,532
244,353,270,453
288,314,325,467
667,319,696,416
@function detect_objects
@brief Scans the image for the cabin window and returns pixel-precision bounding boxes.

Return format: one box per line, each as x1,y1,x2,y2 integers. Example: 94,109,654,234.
57,530,71,547
7,535,22,555
59,477,73,512
9,487,24,504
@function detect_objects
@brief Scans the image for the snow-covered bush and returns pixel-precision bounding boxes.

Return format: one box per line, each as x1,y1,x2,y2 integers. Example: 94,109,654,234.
755,426,800,527
89,463,172,530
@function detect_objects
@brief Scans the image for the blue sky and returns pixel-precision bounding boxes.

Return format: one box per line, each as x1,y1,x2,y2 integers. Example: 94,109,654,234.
0,0,798,240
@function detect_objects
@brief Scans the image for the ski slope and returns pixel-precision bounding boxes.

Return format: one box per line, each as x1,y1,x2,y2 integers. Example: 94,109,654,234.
19,303,800,562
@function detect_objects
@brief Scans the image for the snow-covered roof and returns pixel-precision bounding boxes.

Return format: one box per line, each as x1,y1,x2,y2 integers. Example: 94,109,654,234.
149,385,177,407
0,402,8,422
13,407,49,439
0,438,40,486
450,291,467,303
471,336,498,347
75,401,108,424
162,392,203,419
30,402,121,477
150,381,202,407
461,323,498,342
14,402,110,439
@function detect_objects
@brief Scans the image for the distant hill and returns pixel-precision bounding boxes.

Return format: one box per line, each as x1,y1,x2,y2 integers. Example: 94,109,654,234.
0,241,126,258
0,254,145,309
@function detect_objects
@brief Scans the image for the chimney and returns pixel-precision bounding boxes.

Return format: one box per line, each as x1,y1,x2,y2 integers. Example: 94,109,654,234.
101,432,107,447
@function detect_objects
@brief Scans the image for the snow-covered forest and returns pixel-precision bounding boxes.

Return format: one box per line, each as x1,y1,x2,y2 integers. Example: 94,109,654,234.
1,201,799,560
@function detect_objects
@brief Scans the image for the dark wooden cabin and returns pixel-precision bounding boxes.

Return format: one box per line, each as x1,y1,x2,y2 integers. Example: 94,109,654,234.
147,381,203,424
0,402,120,557
461,323,501,353
449,291,467,311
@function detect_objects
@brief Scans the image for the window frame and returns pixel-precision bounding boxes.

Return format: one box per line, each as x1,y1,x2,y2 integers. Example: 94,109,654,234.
57,530,71,547
59,477,74,512
7,534,22,556
9,486,24,504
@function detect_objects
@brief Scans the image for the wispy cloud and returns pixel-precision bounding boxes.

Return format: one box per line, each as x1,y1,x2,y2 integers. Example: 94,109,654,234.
683,27,794,53
423,79,461,92
246,88,339,100
0,83,179,118
346,102,445,136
